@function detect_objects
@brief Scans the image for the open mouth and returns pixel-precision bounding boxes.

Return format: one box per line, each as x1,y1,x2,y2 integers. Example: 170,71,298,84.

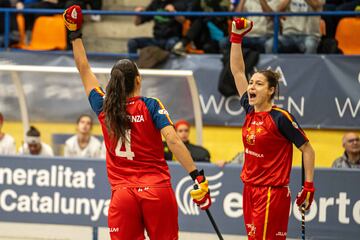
249,93,256,100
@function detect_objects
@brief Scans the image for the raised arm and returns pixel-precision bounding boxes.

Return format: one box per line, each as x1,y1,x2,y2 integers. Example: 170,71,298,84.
63,5,99,96
229,18,253,96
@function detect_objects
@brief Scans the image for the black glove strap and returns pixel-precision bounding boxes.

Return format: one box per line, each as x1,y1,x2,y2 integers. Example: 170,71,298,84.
69,30,82,41
189,169,199,181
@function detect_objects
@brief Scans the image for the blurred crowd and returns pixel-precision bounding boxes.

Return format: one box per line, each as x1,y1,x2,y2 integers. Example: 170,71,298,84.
0,0,359,53
0,112,359,168
0,112,213,163
0,0,102,47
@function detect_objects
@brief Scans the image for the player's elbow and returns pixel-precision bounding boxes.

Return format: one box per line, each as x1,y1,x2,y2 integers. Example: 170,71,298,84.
300,141,315,158
164,130,184,152
166,133,182,147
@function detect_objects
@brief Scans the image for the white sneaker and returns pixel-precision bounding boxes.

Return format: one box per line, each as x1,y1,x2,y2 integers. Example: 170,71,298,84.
90,15,101,22
172,41,186,56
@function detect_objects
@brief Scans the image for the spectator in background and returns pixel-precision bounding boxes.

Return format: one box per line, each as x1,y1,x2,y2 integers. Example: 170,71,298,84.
266,0,325,53
235,0,281,53
127,0,187,54
63,0,86,8
64,114,101,158
86,0,102,22
172,0,230,54
15,0,63,40
100,140,106,159
19,126,54,156
0,113,16,155
0,0,20,47
323,0,360,38
230,0,240,11
15,0,39,8
164,119,210,162
332,132,360,168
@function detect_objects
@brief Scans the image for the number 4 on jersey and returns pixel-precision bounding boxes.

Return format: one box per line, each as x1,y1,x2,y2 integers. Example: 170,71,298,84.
115,130,135,160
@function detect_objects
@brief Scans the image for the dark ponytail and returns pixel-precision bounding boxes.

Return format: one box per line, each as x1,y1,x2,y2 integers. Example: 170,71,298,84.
103,59,139,141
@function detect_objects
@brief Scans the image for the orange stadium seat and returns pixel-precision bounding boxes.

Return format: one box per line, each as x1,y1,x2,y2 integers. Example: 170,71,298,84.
335,17,360,55
22,15,67,51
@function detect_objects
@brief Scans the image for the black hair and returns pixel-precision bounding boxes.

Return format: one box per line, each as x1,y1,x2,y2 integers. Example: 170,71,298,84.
103,59,140,140
26,126,40,137
76,114,93,127
257,70,281,100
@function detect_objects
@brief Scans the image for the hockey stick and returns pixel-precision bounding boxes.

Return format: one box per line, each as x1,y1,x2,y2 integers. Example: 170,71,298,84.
301,154,305,240
205,209,224,240
193,174,223,239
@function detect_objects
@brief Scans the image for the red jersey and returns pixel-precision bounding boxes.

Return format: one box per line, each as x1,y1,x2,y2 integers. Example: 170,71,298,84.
89,87,173,189
240,93,308,186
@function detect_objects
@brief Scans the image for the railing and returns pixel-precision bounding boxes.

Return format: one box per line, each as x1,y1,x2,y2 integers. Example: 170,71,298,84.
1,8,360,54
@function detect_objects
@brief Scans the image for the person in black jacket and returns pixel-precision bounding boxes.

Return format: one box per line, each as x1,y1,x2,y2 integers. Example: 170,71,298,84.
0,0,20,47
127,0,188,54
164,119,211,163
172,0,230,54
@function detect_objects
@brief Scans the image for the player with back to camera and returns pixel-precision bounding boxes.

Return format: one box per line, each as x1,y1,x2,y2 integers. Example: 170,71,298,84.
63,5,211,240
230,18,316,239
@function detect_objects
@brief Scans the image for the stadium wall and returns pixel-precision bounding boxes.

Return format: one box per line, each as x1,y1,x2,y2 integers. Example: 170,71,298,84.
1,157,359,239
0,52,358,167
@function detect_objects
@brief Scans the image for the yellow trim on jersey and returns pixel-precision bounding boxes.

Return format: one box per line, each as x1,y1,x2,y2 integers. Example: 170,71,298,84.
273,107,293,122
94,87,105,97
263,187,271,240
151,97,173,125
273,107,308,140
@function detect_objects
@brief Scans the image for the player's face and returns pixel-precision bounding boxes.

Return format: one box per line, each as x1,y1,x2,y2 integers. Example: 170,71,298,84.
77,116,92,134
176,124,190,142
28,143,41,155
343,133,360,154
247,73,274,106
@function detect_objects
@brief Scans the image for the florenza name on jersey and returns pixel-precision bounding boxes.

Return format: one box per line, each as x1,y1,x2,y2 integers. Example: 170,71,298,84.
128,115,145,123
